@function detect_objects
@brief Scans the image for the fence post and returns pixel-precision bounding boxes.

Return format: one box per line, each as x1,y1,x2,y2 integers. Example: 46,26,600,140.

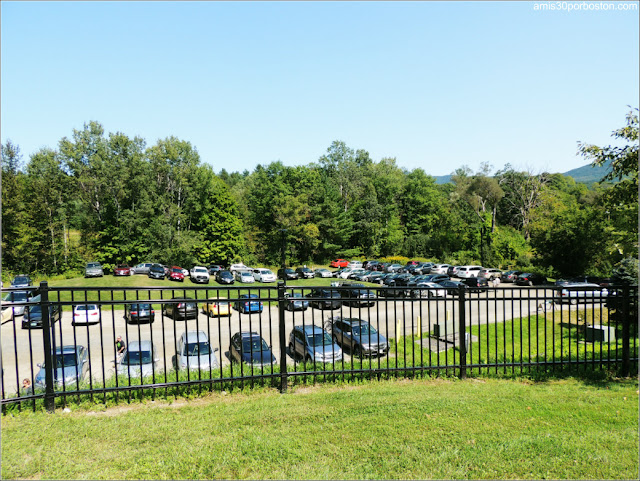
620,285,630,377
40,281,55,412
458,285,467,379
277,281,288,393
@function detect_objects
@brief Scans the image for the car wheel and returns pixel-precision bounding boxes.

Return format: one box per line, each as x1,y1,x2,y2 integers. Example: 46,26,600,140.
288,343,295,357
570,298,578,305
528,281,533,287
353,345,362,358
305,354,312,363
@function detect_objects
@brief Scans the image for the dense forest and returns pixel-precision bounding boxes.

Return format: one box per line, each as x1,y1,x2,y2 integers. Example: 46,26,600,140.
1,110,637,280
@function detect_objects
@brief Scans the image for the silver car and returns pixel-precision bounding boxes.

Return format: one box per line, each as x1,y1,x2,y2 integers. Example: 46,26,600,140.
176,331,219,370
554,283,609,304
289,325,342,362
329,317,389,357
117,340,159,378
1,290,31,317
35,345,89,389
84,262,104,278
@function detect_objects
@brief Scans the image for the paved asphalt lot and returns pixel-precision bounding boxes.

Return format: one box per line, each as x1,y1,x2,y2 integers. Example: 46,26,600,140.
2,284,560,394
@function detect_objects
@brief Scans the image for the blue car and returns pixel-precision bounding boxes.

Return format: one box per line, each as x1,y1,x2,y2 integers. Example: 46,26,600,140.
233,294,263,313
289,325,342,362
230,332,275,366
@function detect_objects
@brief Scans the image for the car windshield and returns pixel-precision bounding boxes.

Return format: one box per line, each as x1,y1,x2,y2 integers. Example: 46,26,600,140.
351,324,377,336
184,341,211,356
172,268,182,273
242,338,269,352
151,266,163,272
53,353,79,368
308,332,333,347
117,265,128,269
122,350,153,365
87,263,100,268
13,276,29,284
4,291,28,302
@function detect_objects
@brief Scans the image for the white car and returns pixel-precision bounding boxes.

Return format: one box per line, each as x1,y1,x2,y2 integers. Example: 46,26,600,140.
336,268,354,279
72,304,100,325
117,341,159,378
430,264,451,275
253,268,276,283
554,283,609,304
235,271,255,283
189,266,210,284
314,268,333,278
456,266,483,279
347,261,363,269
176,331,219,371
411,282,447,298
229,263,250,272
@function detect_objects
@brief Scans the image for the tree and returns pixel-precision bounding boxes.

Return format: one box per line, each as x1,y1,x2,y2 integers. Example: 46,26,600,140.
578,108,638,257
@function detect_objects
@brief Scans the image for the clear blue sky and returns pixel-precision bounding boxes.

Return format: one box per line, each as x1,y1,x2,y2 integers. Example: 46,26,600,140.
2,1,638,176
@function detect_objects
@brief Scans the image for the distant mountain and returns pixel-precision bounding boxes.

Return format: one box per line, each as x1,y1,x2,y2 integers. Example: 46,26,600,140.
431,160,613,185
561,160,613,184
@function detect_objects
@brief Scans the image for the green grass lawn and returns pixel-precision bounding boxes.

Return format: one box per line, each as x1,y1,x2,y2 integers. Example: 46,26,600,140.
2,377,637,480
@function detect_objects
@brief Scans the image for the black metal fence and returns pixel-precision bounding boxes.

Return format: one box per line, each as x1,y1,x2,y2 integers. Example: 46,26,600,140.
1,281,637,412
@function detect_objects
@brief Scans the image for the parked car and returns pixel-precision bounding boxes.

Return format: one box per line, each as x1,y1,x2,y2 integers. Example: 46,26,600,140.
117,341,159,378
295,266,315,279
347,260,363,269
335,268,355,279
148,264,166,280
234,294,263,314
124,303,155,324
203,297,231,317
329,259,349,268
229,263,250,272
278,268,299,280
10,275,33,288
410,282,447,298
229,331,276,366
189,266,210,284
447,266,460,277
314,268,333,278
328,317,389,357
176,331,219,370
1,290,31,317
168,266,185,282
72,304,101,326
554,283,609,304
253,268,276,283
21,302,62,329
477,268,502,282
456,266,483,279
289,325,342,362
437,280,468,295
305,288,342,310
385,264,404,273
215,270,235,284
35,345,89,389
502,270,523,283
114,264,132,276
163,297,198,320
284,292,309,311
461,276,489,293
430,264,451,275
84,262,104,278
235,270,256,283
515,272,547,286
132,262,153,275
338,283,377,307
207,265,224,275
363,260,379,270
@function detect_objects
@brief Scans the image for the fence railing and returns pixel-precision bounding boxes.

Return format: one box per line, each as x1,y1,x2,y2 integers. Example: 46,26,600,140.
1,281,637,412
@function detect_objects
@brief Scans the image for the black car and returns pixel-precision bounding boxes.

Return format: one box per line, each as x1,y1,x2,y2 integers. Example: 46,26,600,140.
148,264,166,280
461,277,489,293
338,283,377,307
363,260,379,270
502,270,522,283
124,303,155,324
376,285,409,298
215,270,235,284
515,273,547,286
437,280,468,295
295,267,314,279
22,303,62,329
305,288,342,310
163,297,198,320
278,268,299,280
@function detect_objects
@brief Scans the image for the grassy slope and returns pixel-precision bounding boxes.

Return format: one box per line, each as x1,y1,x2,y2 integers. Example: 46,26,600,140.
2,378,638,480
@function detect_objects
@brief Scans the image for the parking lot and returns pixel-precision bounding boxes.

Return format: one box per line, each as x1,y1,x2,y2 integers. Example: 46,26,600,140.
1,284,558,394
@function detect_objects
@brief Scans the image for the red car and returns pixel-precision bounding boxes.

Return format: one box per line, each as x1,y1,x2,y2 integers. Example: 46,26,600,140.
114,264,131,276
168,266,185,282
330,258,348,268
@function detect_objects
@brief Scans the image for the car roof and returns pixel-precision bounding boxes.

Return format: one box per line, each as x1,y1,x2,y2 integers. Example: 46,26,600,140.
182,330,208,342
127,340,153,351
296,325,324,334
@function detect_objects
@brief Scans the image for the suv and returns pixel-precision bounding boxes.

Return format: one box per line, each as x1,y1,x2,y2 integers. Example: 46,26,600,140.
189,266,210,284
328,317,389,357
288,325,342,363
456,266,483,279
84,262,103,278
295,266,314,279
163,297,198,320
477,268,502,282
22,302,62,329
176,331,219,371
132,262,153,275
460,276,489,292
